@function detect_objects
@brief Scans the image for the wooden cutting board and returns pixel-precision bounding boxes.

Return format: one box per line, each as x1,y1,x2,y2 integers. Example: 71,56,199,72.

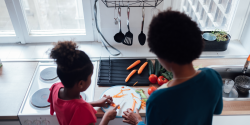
100,86,141,117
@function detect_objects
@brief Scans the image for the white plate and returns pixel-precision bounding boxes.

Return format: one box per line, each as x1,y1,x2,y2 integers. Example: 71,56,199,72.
100,86,141,118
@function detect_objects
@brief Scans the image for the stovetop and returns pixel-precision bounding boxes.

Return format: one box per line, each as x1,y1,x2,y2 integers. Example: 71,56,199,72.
18,61,98,116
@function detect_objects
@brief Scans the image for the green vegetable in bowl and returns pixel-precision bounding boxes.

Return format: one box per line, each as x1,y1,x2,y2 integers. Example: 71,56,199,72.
136,89,147,102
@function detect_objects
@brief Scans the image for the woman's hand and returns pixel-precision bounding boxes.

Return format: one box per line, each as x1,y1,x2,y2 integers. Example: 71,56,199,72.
122,108,142,125
90,95,113,107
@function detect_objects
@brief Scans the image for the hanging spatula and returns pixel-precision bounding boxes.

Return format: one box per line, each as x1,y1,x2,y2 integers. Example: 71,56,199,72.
138,6,146,46
123,7,133,46
114,7,125,43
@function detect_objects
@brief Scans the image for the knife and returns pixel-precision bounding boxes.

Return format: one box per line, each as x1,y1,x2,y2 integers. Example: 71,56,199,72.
117,98,127,110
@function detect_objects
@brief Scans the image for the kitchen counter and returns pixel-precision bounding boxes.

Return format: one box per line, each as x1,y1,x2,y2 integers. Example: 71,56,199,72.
0,58,250,120
0,62,38,120
94,58,250,117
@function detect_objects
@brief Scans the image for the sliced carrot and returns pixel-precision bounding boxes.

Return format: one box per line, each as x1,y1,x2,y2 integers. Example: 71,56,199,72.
133,81,138,86
127,60,141,70
113,94,127,98
138,62,148,74
125,70,137,82
131,93,140,99
122,89,130,91
110,103,120,109
131,99,137,111
122,86,124,88
113,89,130,98
113,91,123,97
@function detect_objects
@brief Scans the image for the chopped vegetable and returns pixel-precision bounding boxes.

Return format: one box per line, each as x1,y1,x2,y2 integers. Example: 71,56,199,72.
113,91,123,97
112,89,130,98
140,99,146,109
113,94,127,98
157,76,168,86
131,93,140,99
127,60,141,70
138,62,148,74
122,89,130,91
147,60,154,75
131,93,146,110
136,89,147,102
125,69,137,82
131,99,137,111
110,103,120,109
122,86,124,88
148,86,157,95
133,81,138,86
149,74,157,84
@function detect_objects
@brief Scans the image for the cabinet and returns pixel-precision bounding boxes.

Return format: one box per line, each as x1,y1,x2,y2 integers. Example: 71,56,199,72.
213,116,250,125
0,121,20,125
96,117,145,125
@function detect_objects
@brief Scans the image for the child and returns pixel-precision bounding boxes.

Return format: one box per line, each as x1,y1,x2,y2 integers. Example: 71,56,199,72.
122,9,223,125
48,41,118,125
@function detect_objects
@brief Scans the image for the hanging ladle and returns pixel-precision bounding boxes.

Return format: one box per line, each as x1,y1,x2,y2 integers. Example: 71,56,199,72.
138,5,146,45
114,6,125,43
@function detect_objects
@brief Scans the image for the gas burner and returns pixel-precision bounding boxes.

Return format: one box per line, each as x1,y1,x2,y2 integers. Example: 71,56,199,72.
31,88,50,108
40,67,58,82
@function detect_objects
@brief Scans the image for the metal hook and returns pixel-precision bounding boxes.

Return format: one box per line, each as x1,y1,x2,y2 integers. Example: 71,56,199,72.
143,1,145,9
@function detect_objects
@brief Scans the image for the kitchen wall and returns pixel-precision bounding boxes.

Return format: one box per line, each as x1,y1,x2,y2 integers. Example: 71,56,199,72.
97,0,177,47
240,11,250,54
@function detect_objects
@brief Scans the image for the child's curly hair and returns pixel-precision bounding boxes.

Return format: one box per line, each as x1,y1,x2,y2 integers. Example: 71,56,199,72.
50,41,93,88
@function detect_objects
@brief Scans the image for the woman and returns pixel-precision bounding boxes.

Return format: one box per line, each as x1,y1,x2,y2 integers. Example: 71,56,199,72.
122,9,223,125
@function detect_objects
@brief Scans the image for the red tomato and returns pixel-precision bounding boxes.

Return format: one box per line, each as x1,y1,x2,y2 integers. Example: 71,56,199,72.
148,74,158,84
148,86,157,95
157,76,168,86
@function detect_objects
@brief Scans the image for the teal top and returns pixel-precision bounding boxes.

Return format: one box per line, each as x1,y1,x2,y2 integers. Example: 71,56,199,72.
139,68,223,125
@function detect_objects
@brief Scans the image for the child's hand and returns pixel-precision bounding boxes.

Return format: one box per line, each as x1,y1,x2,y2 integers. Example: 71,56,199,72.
105,105,119,120
97,95,113,107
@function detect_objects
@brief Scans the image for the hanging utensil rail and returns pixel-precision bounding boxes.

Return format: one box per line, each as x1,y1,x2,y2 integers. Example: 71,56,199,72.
101,0,163,8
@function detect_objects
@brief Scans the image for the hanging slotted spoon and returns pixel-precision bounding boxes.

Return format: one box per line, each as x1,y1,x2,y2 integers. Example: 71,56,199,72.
138,6,146,46
114,7,125,43
123,7,133,46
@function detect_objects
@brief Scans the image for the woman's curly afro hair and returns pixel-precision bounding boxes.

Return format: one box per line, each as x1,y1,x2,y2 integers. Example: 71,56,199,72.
148,9,204,65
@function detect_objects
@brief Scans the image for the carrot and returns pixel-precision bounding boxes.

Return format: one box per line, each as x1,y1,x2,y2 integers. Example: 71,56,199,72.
122,86,124,88
131,99,137,111
138,62,148,74
131,93,140,99
125,70,137,82
113,94,127,98
122,89,130,91
113,89,130,98
113,91,123,97
110,103,120,109
133,81,138,86
127,60,141,70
